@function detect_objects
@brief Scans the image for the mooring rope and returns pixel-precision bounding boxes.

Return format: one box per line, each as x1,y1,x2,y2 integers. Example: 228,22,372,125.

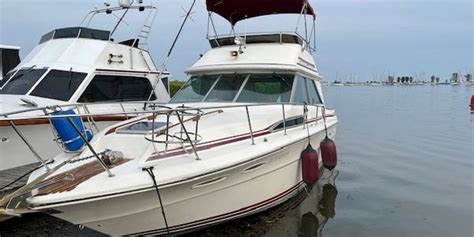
143,166,170,235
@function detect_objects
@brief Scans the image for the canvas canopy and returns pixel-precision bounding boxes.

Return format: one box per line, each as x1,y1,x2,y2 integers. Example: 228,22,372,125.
206,0,315,25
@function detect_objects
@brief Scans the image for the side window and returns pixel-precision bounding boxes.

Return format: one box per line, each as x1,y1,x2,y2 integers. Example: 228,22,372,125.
31,70,87,101
305,79,322,104
161,77,169,93
78,75,156,102
292,76,308,104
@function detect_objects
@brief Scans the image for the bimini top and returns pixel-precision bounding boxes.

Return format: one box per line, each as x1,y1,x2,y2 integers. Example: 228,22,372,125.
206,0,315,25
39,27,110,44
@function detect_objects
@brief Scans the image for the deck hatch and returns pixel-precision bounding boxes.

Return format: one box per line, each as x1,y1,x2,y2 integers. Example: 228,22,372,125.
116,121,169,135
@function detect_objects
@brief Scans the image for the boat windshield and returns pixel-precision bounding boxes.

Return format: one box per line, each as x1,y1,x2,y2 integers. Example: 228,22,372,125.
0,70,16,87
30,69,88,101
171,75,219,103
171,73,294,103
0,68,47,95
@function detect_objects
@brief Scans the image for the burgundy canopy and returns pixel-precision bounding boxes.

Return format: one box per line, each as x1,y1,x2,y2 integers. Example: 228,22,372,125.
206,0,315,25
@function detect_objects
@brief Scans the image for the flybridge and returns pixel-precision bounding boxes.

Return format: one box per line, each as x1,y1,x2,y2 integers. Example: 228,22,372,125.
206,0,317,53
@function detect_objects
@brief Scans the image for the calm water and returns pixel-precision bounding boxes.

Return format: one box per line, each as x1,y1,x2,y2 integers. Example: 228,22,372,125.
271,85,474,237
1,85,473,237
319,85,473,237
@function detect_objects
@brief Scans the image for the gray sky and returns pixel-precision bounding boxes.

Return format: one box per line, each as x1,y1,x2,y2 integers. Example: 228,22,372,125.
0,0,472,81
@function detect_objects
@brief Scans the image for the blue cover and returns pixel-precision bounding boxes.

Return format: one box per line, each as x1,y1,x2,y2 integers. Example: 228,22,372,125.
51,110,92,152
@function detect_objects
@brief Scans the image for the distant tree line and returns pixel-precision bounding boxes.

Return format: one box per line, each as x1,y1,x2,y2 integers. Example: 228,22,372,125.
169,80,186,97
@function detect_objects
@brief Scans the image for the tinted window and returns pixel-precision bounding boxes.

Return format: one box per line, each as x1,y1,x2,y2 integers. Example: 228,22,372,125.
237,74,293,103
39,30,54,44
0,70,15,87
205,74,246,102
30,70,87,101
161,77,169,93
78,75,156,102
0,69,47,95
306,79,322,104
79,28,110,40
292,76,308,104
171,75,219,103
54,28,80,39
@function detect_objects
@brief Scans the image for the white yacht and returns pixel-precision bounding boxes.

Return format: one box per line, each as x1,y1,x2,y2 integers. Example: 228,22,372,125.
0,2,170,172
1,0,338,235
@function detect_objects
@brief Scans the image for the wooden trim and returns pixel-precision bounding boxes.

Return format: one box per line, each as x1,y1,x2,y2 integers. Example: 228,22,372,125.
35,159,130,196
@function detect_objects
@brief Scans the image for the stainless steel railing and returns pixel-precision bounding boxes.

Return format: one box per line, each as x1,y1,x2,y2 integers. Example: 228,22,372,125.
1,102,331,175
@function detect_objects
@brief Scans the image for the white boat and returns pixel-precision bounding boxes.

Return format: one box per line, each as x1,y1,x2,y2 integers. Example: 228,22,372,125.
1,0,338,235
0,2,171,172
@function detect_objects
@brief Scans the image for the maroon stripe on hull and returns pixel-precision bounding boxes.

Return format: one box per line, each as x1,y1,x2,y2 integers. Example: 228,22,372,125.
132,181,305,235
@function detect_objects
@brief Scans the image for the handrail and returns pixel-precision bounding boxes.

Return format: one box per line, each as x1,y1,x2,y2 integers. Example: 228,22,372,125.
0,102,328,121
2,102,331,180
207,31,306,42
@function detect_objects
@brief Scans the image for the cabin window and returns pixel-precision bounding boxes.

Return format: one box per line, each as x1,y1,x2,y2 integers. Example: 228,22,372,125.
53,27,81,39
161,77,169,93
205,74,247,102
0,68,47,95
306,79,322,104
171,75,219,103
78,28,110,41
236,74,293,103
292,76,309,104
0,71,15,87
78,75,156,102
39,30,54,44
30,70,87,101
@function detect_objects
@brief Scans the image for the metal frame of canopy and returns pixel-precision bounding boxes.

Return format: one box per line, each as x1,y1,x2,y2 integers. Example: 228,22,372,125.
205,0,318,53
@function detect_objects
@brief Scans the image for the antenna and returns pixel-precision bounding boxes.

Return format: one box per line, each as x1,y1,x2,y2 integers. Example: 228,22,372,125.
143,0,197,108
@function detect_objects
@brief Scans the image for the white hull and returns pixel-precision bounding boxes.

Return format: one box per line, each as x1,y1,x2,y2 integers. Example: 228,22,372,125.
35,127,335,235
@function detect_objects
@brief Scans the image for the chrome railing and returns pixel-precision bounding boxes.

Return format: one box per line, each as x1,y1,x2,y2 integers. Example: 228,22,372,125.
1,102,331,175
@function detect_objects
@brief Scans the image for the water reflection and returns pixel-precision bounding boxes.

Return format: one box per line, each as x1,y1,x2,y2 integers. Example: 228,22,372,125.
300,181,338,237
184,169,339,237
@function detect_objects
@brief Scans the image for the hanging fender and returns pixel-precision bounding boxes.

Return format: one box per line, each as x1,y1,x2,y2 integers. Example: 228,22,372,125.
301,144,319,185
320,137,337,170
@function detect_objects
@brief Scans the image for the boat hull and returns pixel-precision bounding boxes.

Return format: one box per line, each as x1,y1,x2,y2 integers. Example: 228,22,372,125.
37,126,336,235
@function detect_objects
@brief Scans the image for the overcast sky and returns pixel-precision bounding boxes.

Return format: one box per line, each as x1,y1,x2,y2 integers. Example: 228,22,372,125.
0,0,472,81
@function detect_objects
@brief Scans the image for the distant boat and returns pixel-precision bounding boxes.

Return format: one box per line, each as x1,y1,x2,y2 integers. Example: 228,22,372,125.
332,81,344,86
